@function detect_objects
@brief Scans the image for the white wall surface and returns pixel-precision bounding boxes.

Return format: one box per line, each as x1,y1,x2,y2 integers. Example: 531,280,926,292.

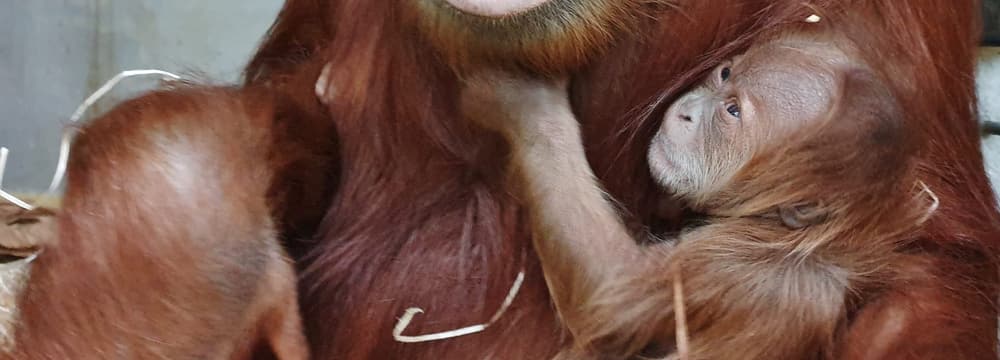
979,47,1000,202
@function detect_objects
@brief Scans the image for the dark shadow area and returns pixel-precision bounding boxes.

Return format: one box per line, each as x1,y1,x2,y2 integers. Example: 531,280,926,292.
986,0,999,45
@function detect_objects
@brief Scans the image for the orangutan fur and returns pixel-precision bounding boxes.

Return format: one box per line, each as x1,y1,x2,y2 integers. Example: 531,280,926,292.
238,0,998,358
0,0,980,359
0,203,55,352
462,27,938,359
403,0,668,75
0,87,312,360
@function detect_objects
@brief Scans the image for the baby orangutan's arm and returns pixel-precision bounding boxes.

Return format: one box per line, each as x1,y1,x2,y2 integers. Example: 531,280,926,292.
462,76,640,268
462,74,852,360
461,75,660,353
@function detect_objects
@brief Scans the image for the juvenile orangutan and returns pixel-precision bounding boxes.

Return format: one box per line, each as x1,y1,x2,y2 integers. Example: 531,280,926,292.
0,86,310,360
463,29,935,359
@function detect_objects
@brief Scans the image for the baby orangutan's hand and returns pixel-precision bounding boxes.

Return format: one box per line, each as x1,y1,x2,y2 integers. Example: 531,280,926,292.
460,72,572,145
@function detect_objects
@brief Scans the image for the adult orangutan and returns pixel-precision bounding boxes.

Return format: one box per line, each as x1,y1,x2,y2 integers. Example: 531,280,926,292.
0,0,995,359
243,0,997,358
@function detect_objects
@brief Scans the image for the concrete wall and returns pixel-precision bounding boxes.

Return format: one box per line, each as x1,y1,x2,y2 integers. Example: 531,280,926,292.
0,0,282,193
979,47,1000,199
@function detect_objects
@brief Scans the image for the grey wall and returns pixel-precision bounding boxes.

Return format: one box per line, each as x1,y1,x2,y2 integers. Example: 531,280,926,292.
0,0,282,193
979,47,1000,198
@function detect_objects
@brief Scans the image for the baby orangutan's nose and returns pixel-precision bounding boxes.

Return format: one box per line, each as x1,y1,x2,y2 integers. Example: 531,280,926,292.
679,114,693,122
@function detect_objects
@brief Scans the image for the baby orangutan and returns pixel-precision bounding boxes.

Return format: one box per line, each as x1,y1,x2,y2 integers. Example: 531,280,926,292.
463,30,933,359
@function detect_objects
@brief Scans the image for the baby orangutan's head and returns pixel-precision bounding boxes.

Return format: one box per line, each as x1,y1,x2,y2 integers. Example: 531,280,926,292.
648,32,913,222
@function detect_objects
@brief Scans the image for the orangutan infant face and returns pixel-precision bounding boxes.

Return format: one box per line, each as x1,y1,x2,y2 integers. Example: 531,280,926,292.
648,35,850,201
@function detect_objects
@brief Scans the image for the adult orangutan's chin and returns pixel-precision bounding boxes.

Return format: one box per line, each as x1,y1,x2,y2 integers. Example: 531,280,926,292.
408,0,659,75
445,0,550,16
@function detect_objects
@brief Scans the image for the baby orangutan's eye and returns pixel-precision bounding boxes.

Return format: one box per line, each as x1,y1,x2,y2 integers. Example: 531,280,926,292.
720,67,732,81
725,100,741,119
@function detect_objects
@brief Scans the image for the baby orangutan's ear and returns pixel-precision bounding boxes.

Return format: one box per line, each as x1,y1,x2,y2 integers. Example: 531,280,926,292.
779,202,828,229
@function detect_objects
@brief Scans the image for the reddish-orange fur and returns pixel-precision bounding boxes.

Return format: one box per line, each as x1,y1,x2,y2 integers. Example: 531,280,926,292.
460,24,944,359
238,0,999,358
2,0,992,358
2,87,313,359
0,203,55,351
236,0,1000,359
575,1,1000,358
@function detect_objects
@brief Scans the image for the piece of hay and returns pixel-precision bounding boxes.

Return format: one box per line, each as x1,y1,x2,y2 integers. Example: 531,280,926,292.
672,262,689,360
393,270,526,343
